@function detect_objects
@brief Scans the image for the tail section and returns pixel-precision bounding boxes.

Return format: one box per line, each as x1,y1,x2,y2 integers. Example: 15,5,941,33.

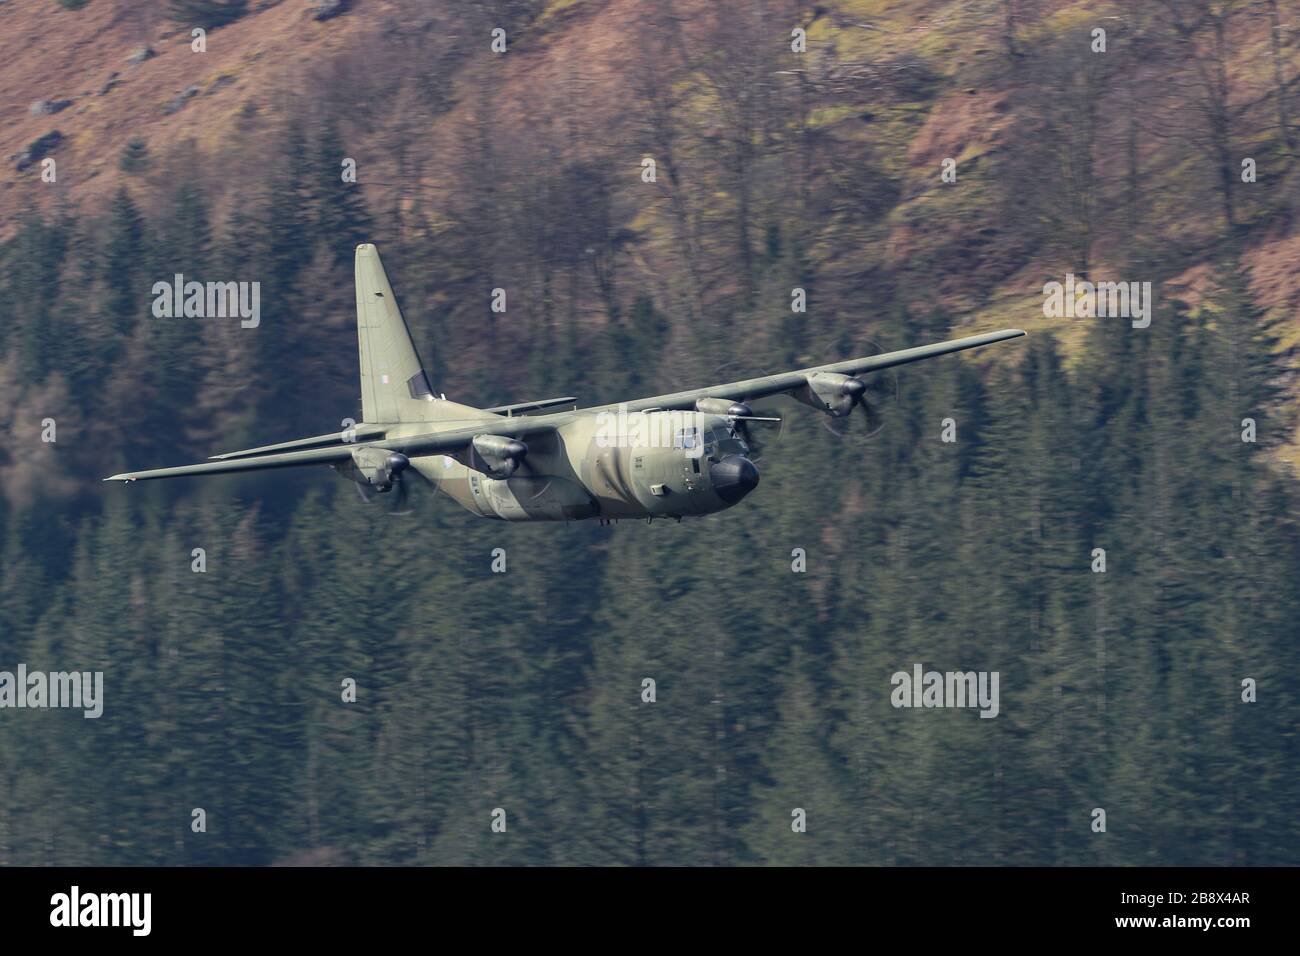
355,243,492,426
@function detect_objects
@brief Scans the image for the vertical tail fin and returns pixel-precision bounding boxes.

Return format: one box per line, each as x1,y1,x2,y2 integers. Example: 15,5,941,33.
354,243,497,426
354,243,438,423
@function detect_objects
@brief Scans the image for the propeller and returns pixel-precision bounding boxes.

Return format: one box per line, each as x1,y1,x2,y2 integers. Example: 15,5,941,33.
821,373,895,439
695,395,783,465
349,452,432,516
732,406,785,465
387,467,413,515
384,454,440,517
805,335,901,442
821,377,873,442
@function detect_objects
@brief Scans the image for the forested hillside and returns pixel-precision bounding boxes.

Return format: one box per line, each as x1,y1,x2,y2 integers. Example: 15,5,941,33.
0,0,1298,865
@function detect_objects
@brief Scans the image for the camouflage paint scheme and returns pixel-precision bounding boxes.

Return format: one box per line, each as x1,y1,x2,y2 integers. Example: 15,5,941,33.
107,245,1026,522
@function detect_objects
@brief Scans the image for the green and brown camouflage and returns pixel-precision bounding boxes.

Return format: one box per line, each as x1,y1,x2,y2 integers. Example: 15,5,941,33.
106,244,1026,522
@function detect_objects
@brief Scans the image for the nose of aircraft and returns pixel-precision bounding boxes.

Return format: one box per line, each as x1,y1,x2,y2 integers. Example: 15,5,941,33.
710,455,760,504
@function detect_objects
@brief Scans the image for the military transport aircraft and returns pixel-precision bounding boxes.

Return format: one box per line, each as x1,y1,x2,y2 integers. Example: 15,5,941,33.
106,244,1025,522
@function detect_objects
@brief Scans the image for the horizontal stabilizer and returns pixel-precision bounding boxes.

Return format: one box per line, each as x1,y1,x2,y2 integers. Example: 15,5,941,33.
482,396,577,416
209,425,388,460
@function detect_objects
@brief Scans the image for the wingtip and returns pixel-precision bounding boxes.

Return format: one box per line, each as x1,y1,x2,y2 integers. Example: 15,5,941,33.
104,474,132,483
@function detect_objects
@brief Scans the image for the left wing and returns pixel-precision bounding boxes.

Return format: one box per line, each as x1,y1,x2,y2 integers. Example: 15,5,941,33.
105,418,557,483
602,328,1026,414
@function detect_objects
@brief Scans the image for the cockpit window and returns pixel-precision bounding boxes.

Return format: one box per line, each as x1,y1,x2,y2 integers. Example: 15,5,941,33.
673,427,701,450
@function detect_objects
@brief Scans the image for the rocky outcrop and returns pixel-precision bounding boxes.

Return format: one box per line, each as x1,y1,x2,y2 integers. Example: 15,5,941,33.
11,130,64,171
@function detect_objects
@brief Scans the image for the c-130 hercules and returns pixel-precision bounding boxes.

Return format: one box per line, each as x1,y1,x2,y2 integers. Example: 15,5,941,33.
107,244,1025,522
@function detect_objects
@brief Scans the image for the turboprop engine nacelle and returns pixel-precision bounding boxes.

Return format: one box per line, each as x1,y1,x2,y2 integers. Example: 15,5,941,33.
794,371,866,418
471,434,528,479
695,397,754,418
347,446,409,490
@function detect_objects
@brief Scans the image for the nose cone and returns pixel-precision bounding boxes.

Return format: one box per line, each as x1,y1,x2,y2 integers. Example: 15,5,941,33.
710,455,760,504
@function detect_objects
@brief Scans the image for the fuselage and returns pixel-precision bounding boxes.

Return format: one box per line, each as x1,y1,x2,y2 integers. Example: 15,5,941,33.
407,411,759,521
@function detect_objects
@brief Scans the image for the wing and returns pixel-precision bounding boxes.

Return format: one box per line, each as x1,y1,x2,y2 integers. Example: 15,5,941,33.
605,328,1026,413
106,330,1022,483
104,418,557,483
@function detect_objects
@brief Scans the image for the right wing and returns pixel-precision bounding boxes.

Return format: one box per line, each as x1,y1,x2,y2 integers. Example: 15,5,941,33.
603,328,1027,414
